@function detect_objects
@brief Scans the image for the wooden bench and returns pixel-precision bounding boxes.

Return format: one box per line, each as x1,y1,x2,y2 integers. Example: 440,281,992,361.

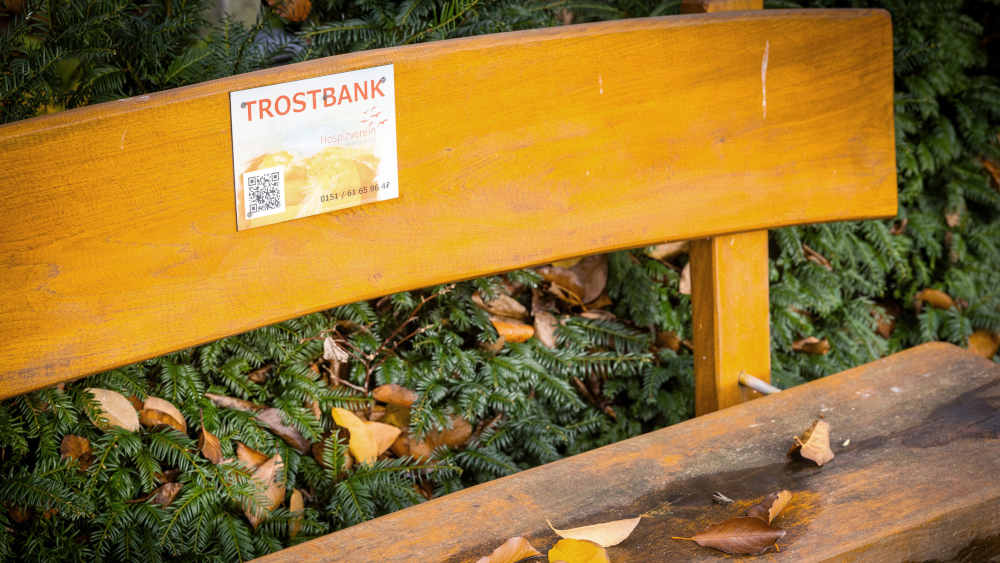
1,1,997,560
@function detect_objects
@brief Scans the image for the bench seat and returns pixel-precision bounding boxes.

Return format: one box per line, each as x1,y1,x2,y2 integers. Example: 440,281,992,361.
256,342,1000,562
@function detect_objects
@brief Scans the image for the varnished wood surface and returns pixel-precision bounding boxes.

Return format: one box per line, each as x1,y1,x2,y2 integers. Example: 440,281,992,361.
691,231,771,415
253,343,1000,562
682,0,763,14
0,10,895,397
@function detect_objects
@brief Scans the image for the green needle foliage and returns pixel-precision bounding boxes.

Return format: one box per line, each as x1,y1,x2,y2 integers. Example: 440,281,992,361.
1,0,998,560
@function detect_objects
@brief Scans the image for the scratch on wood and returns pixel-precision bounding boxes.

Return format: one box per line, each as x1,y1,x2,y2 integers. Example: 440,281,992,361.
761,40,769,119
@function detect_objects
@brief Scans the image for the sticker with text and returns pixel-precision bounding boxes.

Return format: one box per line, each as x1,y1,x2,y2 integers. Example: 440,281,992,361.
229,64,398,230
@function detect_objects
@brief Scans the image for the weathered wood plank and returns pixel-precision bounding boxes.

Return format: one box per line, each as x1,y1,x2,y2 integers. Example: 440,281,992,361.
691,231,771,414
0,10,895,397
253,343,1000,562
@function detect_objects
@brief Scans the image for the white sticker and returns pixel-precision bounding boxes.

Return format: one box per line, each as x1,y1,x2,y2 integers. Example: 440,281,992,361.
229,64,398,230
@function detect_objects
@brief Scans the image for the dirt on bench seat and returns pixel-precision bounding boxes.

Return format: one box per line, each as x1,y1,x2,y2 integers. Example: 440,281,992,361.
256,342,999,563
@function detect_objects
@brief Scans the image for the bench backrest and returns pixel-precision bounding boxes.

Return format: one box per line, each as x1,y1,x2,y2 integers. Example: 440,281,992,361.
0,7,895,402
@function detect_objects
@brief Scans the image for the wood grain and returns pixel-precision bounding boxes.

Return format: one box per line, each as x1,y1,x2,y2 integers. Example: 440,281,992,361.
691,231,771,415
0,10,895,398
252,343,1000,562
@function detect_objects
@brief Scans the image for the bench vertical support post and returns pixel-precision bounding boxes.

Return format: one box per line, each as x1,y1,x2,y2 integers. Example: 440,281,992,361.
690,231,771,415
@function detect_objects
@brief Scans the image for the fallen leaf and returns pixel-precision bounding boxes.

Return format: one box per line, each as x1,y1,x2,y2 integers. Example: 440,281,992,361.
792,336,831,355
236,441,270,470
268,0,311,22
546,516,640,547
152,482,183,507
570,255,608,304
916,288,955,310
372,384,418,407
579,310,615,321
673,517,785,555
199,428,223,464
890,218,908,235
656,330,681,352
981,156,1000,188
332,407,379,464
255,408,311,453
244,454,286,528
678,263,691,295
945,211,961,227
476,536,542,563
323,335,350,363
205,393,265,413
247,364,272,384
746,490,792,524
547,538,609,563
552,257,583,268
155,469,180,484
789,419,835,466
472,292,529,320
536,265,585,301
587,294,614,309
534,311,559,349
85,388,140,432
409,416,474,459
803,244,833,270
872,306,896,339
968,330,1000,358
490,316,535,343
390,432,410,457
367,421,401,457
647,241,688,260
60,435,93,470
288,489,304,538
142,397,186,432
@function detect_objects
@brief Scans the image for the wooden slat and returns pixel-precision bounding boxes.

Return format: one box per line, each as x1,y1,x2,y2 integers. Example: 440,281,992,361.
682,0,763,14
691,231,771,414
253,343,1000,562
0,10,896,397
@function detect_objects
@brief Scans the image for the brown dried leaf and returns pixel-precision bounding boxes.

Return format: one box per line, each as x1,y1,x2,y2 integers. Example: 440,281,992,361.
790,419,835,466
547,538,609,562
656,331,681,352
872,306,896,339
490,316,535,343
570,255,608,304
409,416,473,460
205,393,265,413
255,408,311,453
536,265,585,301
546,516,641,547
60,435,93,470
268,0,311,22
247,364,272,384
476,536,542,563
372,383,418,407
646,241,689,260
792,336,830,356
152,482,183,507
534,311,559,349
981,156,1000,188
199,428,223,464
968,330,1000,358
390,432,410,457
244,454,286,528
803,244,833,271
579,310,615,321
85,388,140,432
143,397,187,433
236,442,270,470
916,288,955,310
472,292,529,320
675,517,785,555
140,409,186,434
746,490,792,524
945,211,961,227
323,335,350,363
678,262,691,295
288,489,304,538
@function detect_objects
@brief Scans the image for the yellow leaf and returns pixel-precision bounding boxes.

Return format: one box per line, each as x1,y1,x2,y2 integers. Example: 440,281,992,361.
547,516,640,547
366,421,401,457
331,407,378,464
142,397,187,433
547,538,609,563
476,536,542,563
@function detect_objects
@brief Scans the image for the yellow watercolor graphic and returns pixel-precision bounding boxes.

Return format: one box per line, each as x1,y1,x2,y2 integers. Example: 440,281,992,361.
238,146,380,229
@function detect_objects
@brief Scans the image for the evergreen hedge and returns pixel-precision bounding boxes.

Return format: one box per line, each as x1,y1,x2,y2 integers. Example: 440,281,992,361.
0,0,997,560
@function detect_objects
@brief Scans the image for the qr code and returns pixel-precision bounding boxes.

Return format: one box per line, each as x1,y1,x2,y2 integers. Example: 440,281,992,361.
243,166,286,220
